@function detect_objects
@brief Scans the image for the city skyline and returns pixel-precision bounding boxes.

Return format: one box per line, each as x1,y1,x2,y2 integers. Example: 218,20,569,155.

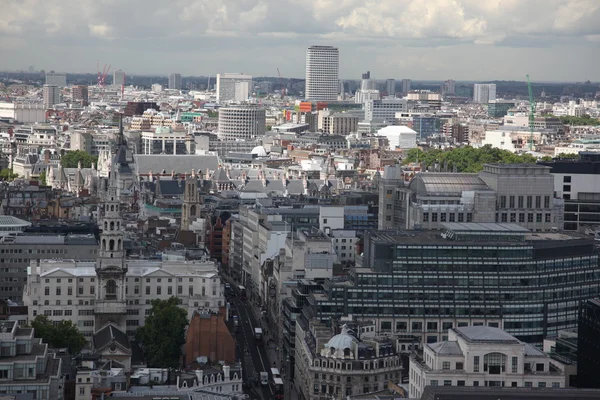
1,0,599,82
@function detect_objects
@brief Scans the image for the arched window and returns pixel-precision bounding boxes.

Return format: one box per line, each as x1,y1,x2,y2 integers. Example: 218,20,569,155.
484,352,507,374
117,239,121,250
104,221,108,230
102,239,106,250
190,205,197,217
343,348,351,357
109,239,115,251
105,279,117,300
110,221,114,231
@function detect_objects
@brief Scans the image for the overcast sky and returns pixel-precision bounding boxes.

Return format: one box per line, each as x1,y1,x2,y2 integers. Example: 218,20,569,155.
1,0,599,82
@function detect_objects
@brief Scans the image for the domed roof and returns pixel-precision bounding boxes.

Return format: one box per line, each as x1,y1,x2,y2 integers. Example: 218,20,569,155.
324,325,357,351
251,146,268,157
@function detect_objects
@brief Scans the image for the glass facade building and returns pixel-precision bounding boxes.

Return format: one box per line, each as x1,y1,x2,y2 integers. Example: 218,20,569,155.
304,223,600,346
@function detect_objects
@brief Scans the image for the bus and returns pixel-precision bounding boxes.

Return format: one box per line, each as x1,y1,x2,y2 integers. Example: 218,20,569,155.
270,368,281,379
273,377,284,399
238,285,246,300
254,327,263,345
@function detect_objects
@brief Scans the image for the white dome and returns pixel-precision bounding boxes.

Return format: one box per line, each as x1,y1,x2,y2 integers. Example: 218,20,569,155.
251,146,268,157
325,333,356,351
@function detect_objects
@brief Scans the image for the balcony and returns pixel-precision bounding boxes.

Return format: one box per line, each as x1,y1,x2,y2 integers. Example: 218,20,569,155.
95,300,126,314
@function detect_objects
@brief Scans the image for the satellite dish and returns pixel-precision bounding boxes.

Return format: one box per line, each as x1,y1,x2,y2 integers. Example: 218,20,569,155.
196,356,208,366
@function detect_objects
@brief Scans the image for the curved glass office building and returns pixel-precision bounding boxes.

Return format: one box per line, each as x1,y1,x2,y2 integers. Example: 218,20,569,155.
306,223,600,345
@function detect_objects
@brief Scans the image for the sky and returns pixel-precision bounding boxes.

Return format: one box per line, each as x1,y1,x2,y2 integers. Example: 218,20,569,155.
1,0,599,82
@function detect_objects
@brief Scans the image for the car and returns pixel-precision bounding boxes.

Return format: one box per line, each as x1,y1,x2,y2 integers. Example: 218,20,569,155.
225,283,231,290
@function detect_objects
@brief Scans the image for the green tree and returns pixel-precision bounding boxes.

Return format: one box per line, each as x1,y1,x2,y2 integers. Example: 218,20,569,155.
38,170,47,185
60,150,98,168
135,297,188,368
0,168,18,181
555,115,600,126
540,156,553,162
31,315,86,355
556,153,579,160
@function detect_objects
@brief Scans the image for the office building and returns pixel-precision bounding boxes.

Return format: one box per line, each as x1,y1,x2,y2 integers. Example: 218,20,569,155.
305,45,339,101
216,73,253,103
407,90,442,109
141,126,194,155
444,79,456,95
0,320,64,399
305,222,599,347
577,299,600,388
456,85,473,98
473,83,497,103
386,79,396,96
168,73,182,90
412,114,439,138
488,100,516,118
71,85,89,106
217,106,266,140
113,70,126,87
409,326,566,399
42,84,60,109
45,72,67,87
401,79,411,94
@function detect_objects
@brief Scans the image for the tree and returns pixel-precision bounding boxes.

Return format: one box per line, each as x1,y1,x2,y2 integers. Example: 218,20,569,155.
556,153,579,160
31,315,86,355
135,297,188,368
0,168,18,181
60,150,98,168
38,170,47,185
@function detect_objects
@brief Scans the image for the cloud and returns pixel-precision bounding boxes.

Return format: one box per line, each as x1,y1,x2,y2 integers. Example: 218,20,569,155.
88,24,115,39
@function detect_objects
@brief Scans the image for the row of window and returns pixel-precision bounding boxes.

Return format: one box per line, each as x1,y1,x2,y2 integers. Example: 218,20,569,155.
498,195,551,209
423,212,473,223
428,380,560,388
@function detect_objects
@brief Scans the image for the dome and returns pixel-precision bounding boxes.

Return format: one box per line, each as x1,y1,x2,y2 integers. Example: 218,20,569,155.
324,325,357,351
251,146,268,157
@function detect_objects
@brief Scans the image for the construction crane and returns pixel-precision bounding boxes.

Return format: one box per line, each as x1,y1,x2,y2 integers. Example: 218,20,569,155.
526,74,536,151
96,61,111,88
277,68,285,98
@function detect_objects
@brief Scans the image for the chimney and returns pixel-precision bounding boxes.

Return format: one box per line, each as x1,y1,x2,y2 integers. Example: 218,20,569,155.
223,365,230,382
195,369,204,386
171,170,175,179
44,149,50,164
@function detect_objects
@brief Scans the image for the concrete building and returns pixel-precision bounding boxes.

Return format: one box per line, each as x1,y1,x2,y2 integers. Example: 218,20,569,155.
401,79,411,94
577,299,600,389
0,102,46,123
473,84,497,104
113,70,126,87
488,100,516,118
317,110,360,135
0,320,64,399
70,131,111,155
217,106,266,140
71,85,89,106
377,125,417,151
45,72,67,87
409,326,566,399
407,91,442,109
141,126,194,155
168,73,182,90
365,99,407,123
444,79,456,95
216,73,253,103
42,84,60,109
305,45,340,101
295,322,403,399
386,79,396,96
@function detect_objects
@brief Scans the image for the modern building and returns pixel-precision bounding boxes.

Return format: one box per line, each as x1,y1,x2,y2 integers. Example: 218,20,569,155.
488,100,517,118
45,72,67,87
473,84,497,104
577,299,600,388
317,110,360,135
0,102,46,123
168,73,182,90
216,73,253,103
305,46,340,101
364,99,408,123
42,84,60,109
71,85,89,106
377,125,417,150
113,70,126,87
444,79,456,95
141,126,194,155
305,223,600,347
217,106,266,140
409,326,566,399
295,322,403,399
386,79,396,96
407,91,442,109
0,320,64,399
411,114,439,138
401,79,411,94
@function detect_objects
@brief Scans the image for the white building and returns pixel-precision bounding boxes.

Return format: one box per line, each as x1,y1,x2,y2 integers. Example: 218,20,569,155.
217,106,266,140
473,84,497,104
216,73,253,103
377,125,417,150
42,84,60,109
408,326,566,399
329,230,358,264
113,70,126,87
305,45,339,101
45,72,67,87
0,102,46,123
401,79,411,94
168,73,182,90
141,126,194,155
386,79,396,95
365,99,408,123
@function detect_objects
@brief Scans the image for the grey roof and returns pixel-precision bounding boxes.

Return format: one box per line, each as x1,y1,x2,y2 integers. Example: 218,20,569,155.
421,387,600,400
524,343,546,357
0,216,31,227
454,326,519,344
441,222,531,233
409,173,490,196
94,324,130,351
427,341,462,356
13,235,65,245
134,154,219,176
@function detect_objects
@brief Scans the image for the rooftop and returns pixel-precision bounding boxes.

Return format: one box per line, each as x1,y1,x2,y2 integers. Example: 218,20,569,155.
455,326,520,344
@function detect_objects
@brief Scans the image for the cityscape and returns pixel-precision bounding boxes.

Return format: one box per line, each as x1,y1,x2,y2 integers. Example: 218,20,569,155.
1,1,600,400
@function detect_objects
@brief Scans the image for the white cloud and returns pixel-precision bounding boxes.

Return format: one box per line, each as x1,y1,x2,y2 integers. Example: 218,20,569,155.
88,24,115,39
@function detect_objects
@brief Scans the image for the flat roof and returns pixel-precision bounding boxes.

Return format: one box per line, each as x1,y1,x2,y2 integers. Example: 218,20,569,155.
441,222,530,233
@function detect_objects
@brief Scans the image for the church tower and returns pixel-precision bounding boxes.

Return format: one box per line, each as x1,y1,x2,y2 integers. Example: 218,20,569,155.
181,169,202,231
94,166,127,332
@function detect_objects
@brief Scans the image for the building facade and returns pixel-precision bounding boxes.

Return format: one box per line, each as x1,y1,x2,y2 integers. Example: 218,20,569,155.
45,72,67,87
217,106,266,140
42,85,60,109
216,73,253,103
473,84,497,104
169,73,182,90
305,46,339,101
577,299,600,388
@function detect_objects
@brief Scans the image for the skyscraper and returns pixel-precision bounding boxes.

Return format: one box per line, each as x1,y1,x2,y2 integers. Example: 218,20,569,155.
473,83,497,103
42,84,60,109
444,79,456,94
45,72,67,87
216,73,253,103
386,79,396,96
71,85,89,106
305,45,339,101
401,79,411,94
169,73,182,90
113,70,126,87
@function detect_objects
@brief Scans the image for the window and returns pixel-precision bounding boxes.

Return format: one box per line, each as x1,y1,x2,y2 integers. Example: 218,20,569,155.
552,382,560,388
442,361,450,370
528,213,534,223
538,382,546,388
518,196,524,208
430,380,438,386
423,213,429,222
536,363,544,372
443,380,451,386
484,352,506,374
510,213,516,222
519,213,525,223
500,196,506,208
431,213,438,222
458,213,464,222
512,357,518,373
473,356,480,372
56,287,61,296
509,196,515,208
544,195,550,208
146,286,150,295
473,381,479,387
78,287,83,295
44,287,49,296
536,213,542,223
545,213,551,223
80,387,85,395
157,287,161,295
457,380,465,386
449,213,455,222
168,286,172,295
525,382,532,387
535,196,541,208
456,362,463,370
467,213,473,222
527,196,532,208
563,185,571,192
501,213,507,222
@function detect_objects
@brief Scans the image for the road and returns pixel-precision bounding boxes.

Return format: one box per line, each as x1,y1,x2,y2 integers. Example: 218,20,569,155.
229,291,275,400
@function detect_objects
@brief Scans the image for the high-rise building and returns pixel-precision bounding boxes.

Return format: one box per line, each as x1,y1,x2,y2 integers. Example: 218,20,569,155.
473,83,497,103
42,84,60,109
217,106,266,140
305,45,339,101
386,79,396,96
365,99,408,123
45,72,67,87
113,70,126,87
444,79,456,94
401,78,411,94
578,299,600,388
168,73,182,90
71,85,89,106
216,73,253,103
